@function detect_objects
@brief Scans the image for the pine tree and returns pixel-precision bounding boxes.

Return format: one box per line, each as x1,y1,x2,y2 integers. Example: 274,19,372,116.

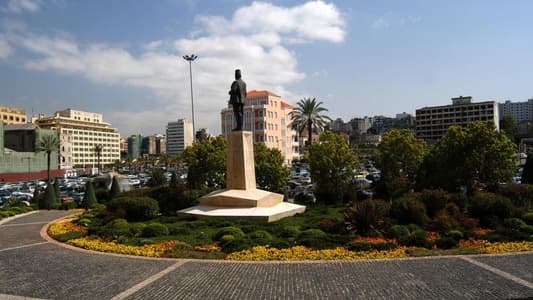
83,181,97,209
109,176,121,199
32,187,41,205
39,182,57,210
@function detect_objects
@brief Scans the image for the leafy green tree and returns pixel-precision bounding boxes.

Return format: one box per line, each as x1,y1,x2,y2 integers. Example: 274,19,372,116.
182,136,227,189
375,129,427,200
308,131,358,204
109,176,121,199
376,129,427,181
254,143,290,194
148,169,166,187
292,97,332,146
420,122,516,193
83,180,97,209
39,182,57,209
35,131,59,183
500,115,517,142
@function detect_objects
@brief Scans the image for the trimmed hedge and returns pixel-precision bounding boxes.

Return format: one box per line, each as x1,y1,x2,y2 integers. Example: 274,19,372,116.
107,196,159,222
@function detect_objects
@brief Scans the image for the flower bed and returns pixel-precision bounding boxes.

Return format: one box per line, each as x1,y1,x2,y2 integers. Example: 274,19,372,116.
225,245,409,261
67,237,177,257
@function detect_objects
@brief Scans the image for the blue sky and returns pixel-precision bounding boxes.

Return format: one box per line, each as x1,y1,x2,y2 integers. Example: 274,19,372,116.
0,0,532,136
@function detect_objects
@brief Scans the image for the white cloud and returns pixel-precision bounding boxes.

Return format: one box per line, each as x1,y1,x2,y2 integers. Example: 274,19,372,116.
1,1,346,135
2,0,41,13
372,17,389,29
400,16,422,25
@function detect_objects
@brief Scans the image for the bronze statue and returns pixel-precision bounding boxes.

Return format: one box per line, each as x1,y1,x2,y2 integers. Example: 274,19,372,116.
229,69,246,131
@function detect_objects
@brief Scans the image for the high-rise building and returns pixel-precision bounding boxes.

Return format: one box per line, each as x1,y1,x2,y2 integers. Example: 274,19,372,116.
220,90,299,165
416,96,499,142
127,134,142,159
1,105,27,125
499,99,533,123
33,109,120,169
142,134,166,156
166,119,193,156
349,117,372,134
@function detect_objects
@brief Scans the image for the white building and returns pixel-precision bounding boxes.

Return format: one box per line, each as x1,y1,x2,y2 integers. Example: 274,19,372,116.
33,109,120,168
416,96,499,142
499,99,533,123
166,118,193,156
220,90,299,165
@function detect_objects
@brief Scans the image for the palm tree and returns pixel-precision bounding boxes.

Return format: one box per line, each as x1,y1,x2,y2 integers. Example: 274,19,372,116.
291,97,332,146
36,132,59,183
93,144,103,174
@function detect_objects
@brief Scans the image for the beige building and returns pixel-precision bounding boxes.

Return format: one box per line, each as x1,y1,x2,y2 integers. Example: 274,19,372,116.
166,119,193,156
416,96,499,142
33,109,120,168
1,105,27,125
221,90,299,165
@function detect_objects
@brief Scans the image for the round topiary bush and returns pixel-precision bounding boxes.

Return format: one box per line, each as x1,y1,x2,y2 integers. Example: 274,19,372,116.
446,230,464,241
386,225,410,240
278,226,300,238
166,223,193,235
107,196,159,222
141,223,169,237
100,218,131,238
399,229,432,248
129,223,147,236
296,229,328,249
219,234,250,253
213,226,245,241
522,212,533,226
435,236,459,249
248,230,273,246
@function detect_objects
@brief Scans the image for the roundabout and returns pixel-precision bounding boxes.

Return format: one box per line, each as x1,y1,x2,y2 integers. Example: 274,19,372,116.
1,211,532,299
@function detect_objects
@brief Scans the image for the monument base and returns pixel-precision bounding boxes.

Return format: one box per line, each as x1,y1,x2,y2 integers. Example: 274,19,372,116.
199,188,283,208
178,202,306,223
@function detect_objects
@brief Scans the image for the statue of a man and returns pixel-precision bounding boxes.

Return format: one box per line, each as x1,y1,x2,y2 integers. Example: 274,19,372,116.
229,69,246,131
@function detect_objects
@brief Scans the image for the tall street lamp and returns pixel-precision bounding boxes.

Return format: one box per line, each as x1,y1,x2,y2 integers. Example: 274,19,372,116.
183,54,198,136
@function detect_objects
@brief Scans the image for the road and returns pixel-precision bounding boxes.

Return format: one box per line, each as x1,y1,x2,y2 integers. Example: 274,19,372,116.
0,210,532,300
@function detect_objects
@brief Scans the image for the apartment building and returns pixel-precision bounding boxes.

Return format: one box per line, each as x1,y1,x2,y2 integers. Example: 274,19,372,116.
142,134,166,156
416,96,499,142
127,134,142,159
499,99,533,123
33,109,120,168
1,105,27,125
166,119,193,156
220,90,299,165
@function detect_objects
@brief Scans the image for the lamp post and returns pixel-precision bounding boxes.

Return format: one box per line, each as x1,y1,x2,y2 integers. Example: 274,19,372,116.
183,54,198,136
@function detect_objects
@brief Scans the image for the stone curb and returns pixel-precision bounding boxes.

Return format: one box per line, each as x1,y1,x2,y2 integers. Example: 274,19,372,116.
0,210,38,226
41,211,533,265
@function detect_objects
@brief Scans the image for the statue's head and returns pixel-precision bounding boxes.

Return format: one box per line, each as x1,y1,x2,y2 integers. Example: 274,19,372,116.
235,69,242,80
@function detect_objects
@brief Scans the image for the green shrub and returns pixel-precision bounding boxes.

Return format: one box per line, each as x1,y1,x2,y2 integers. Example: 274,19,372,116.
319,217,345,234
76,218,91,226
219,235,251,253
141,223,169,237
100,218,131,238
503,218,526,230
399,229,432,248
519,224,533,235
60,202,78,210
109,176,121,199
0,211,10,218
107,197,159,222
39,182,57,209
430,212,459,233
94,188,109,203
435,237,459,249
296,229,328,249
344,199,390,235
129,223,147,236
447,230,463,241
449,193,468,212
55,231,85,242
391,195,429,226
82,181,97,209
386,225,410,240
166,223,192,235
522,212,533,225
270,239,292,249
248,230,273,246
419,189,450,218
498,184,533,209
278,226,300,238
469,192,513,220
213,226,245,241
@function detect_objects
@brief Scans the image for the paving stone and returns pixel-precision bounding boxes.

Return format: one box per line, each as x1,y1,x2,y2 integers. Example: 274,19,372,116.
127,258,533,300
2,210,74,225
474,253,533,283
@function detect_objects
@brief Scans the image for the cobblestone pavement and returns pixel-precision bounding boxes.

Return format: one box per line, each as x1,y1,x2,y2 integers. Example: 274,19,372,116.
1,211,532,300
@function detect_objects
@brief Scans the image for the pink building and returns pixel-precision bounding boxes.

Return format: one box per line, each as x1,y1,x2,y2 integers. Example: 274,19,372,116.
221,90,299,165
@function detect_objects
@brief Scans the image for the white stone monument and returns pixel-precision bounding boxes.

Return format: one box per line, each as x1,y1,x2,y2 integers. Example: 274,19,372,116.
179,131,305,222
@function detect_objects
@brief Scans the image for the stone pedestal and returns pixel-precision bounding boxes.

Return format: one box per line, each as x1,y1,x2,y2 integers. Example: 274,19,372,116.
179,131,305,222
